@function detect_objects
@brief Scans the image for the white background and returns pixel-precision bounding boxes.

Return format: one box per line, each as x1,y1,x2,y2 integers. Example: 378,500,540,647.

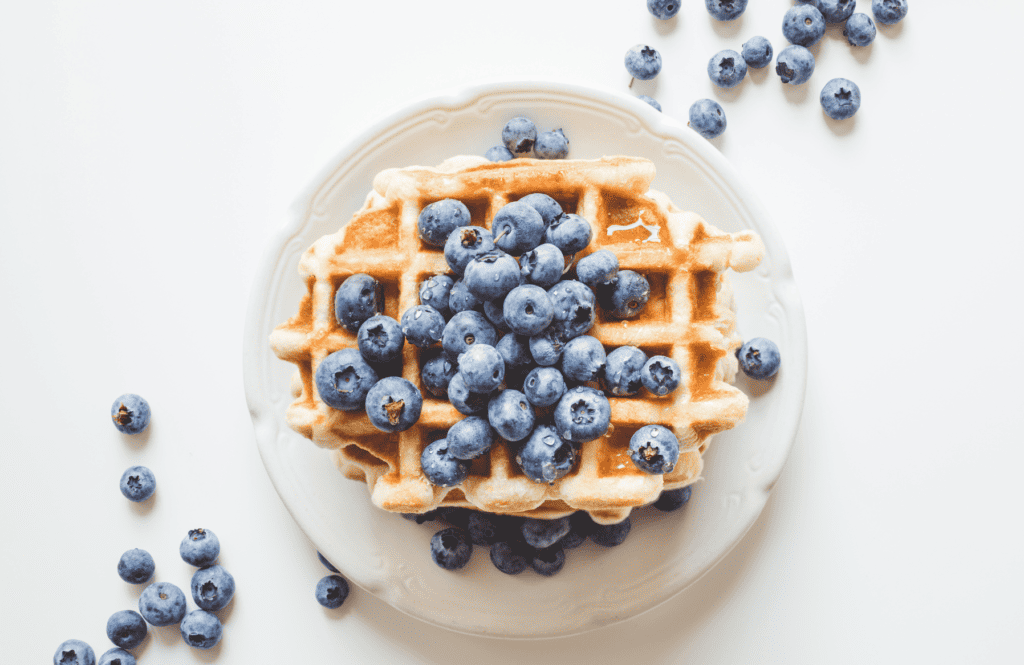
2,1,1022,663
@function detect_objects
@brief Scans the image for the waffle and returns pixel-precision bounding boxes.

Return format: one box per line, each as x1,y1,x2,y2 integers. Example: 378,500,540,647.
270,155,764,524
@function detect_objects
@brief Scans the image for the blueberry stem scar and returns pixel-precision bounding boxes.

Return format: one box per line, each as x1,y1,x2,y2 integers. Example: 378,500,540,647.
385,399,405,425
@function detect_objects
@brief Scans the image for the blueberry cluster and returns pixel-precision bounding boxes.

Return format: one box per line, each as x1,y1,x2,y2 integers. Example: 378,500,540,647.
485,117,569,161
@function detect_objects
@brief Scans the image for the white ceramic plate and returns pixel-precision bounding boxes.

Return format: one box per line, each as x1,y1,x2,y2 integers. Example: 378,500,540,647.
243,79,806,639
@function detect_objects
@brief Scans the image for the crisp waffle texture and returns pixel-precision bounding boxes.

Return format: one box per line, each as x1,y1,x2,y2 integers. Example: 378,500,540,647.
270,156,764,524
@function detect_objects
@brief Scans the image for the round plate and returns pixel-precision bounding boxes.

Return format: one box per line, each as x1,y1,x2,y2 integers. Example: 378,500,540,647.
242,79,806,639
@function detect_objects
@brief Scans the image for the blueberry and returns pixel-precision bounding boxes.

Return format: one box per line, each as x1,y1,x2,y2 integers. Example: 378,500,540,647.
647,0,680,19
654,485,692,512
448,278,484,314
488,388,536,442
495,333,533,373
365,376,423,432
457,343,505,394
821,77,862,120
437,506,472,528
576,249,618,288
421,439,471,486
117,548,155,584
464,252,522,301
490,540,529,575
402,510,437,524
561,335,606,383
519,243,564,288
110,394,151,434
180,528,220,567
688,98,727,139
603,346,648,396
553,386,611,443
517,423,576,483
523,366,566,407
624,44,662,81
530,544,566,576
775,45,815,85
315,348,379,411
179,610,223,649
737,337,781,379
190,564,235,611
518,193,564,227
418,198,471,247
430,526,473,570
547,279,596,340
106,610,146,650
597,270,650,320
119,465,155,503
53,640,96,665
545,213,592,256
705,0,747,20
872,0,907,25
138,581,187,626
521,516,571,549
843,12,876,46
98,648,135,665
491,201,546,256
485,145,515,162
741,36,773,69
333,273,382,332
563,511,595,547
641,355,681,396
502,117,537,154
629,425,680,474
421,354,457,398
314,573,350,609
467,511,516,546
529,328,567,366
637,95,662,111
356,315,404,363
708,49,747,88
590,517,632,546
442,310,497,360
502,284,555,336
419,275,454,317
819,0,856,22
317,551,340,572
483,296,512,333
400,305,446,349
534,129,569,159
783,5,826,47
559,528,587,550
446,416,495,461
448,372,489,415
445,226,496,276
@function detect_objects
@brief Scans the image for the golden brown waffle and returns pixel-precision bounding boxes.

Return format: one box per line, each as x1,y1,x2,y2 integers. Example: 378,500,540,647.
270,155,764,524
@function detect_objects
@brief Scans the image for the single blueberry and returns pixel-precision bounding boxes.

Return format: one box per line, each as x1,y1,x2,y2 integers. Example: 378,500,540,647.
603,346,648,396
547,279,596,340
317,551,340,573
629,424,680,474
821,77,862,120
562,512,595,548
190,564,235,611
708,49,747,88
464,252,522,301
138,581,187,627
561,335,606,383
530,544,566,576
641,355,681,396
553,386,611,443
521,516,571,549
430,527,473,570
488,389,536,442
624,44,662,81
502,117,537,154
315,574,350,609
737,337,781,379
529,327,567,366
843,12,876,46
519,243,565,289
179,610,223,649
400,305,446,349
490,540,529,575
315,347,379,411
503,284,555,336
418,198,471,247
518,193,564,227
119,465,155,503
110,394,151,434
534,129,569,160
654,485,693,512
819,0,856,22
106,610,146,650
447,415,495,460
442,310,497,361
523,366,566,407
421,354,457,398
333,273,382,332
597,270,650,320
483,296,512,334
516,424,576,484
445,226,496,276
545,213,592,256
365,377,423,432
495,333,533,373
98,648,135,665
53,640,96,665
447,372,490,415
647,0,680,20
689,98,727,139
421,439,471,487
590,517,632,547
485,145,515,162
491,201,546,256
457,343,505,394
872,0,907,25
448,278,484,314
775,45,815,85
117,548,155,584
782,5,826,47
180,528,220,567
637,95,662,111
419,275,454,318
357,315,405,363
741,36,773,69
576,250,618,288
705,0,747,20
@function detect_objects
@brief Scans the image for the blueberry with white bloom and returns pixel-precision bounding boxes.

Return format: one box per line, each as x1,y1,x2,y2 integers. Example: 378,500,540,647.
647,0,680,19
502,117,537,154
624,44,662,81
483,296,511,333
430,527,473,570
545,213,592,255
688,98,727,139
98,648,135,665
637,95,662,111
445,226,496,276
315,348,378,411
180,528,219,567
485,145,515,162
400,305,445,348
598,270,650,319
419,275,454,317
872,0,907,25
106,610,146,650
442,310,497,360
138,581,187,626
488,389,536,442
576,249,618,288
518,193,564,227
458,343,505,394
522,516,571,549
503,284,555,336
517,424,576,483
523,366,566,407
464,252,522,301
520,243,564,289
561,335,606,383
110,393,150,434
590,516,632,546
53,640,96,665
315,574,349,609
191,564,235,611
641,355,681,396
119,465,155,503
820,78,862,119
490,540,529,575
495,333,533,372
531,544,566,576
819,0,856,22
737,337,781,379
534,129,569,159
603,346,648,396
547,279,596,340
705,0,747,20
783,5,826,47
629,424,680,474
421,354,457,398
708,49,747,88
492,201,546,256
447,372,489,415
334,273,382,332
554,386,611,443
448,278,483,314
421,438,472,486
741,36,773,68
117,548,155,584
775,45,815,84
654,485,692,512
529,328,567,366
844,13,876,45
365,377,422,432
417,198,470,247
179,610,223,649
357,315,404,363
446,416,495,460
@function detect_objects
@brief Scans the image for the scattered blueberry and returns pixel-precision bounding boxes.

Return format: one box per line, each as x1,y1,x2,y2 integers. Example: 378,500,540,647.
545,213,592,256
53,640,96,665
447,372,489,415
179,610,223,649
553,386,611,443
640,355,681,396
688,98,727,139
547,279,596,340
106,610,146,650
446,415,495,461
485,145,515,162
597,270,650,319
503,284,555,336
521,516,571,549
180,528,220,567
490,540,529,575
530,544,566,576
637,95,662,111
117,548,155,584
523,366,566,407
502,117,537,154
843,12,876,46
138,581,187,627
464,252,522,301
400,305,446,348
708,49,747,88
445,226,496,276
315,347,379,411
872,0,907,25
775,45,815,84
430,527,473,570
333,273,382,332
820,77,862,119
705,0,747,21
357,315,405,363
98,648,135,665
488,389,536,442
819,0,856,22
624,44,662,81
603,346,648,396
561,335,606,383
576,250,618,288
421,354,457,398
654,485,692,511
315,574,350,609
419,275,454,317
629,425,680,474
647,0,680,19
417,198,470,247
191,564,235,611
518,193,564,227
590,516,632,547
741,36,773,68
782,5,826,47
517,423,576,483
491,201,546,256
737,337,781,379
317,551,340,573
519,243,564,289
534,129,569,159
458,343,505,394
495,333,533,373
119,465,155,503
110,394,150,435
365,376,423,432
442,310,497,361
448,278,484,314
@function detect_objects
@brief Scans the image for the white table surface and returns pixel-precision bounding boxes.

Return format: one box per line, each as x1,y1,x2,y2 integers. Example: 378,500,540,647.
3,2,1022,662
